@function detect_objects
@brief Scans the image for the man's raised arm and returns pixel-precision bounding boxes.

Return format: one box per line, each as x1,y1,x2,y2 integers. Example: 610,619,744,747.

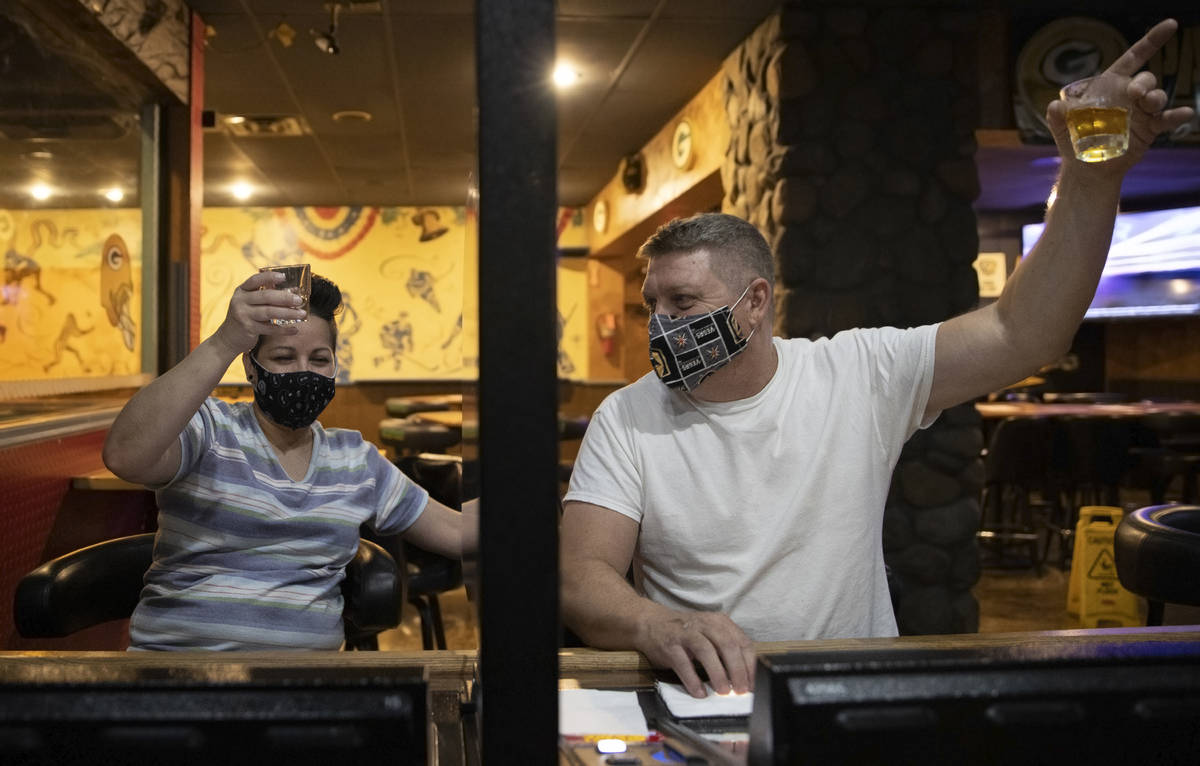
926,19,1195,417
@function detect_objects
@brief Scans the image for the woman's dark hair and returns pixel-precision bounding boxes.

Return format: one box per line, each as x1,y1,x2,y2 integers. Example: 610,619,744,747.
252,272,343,354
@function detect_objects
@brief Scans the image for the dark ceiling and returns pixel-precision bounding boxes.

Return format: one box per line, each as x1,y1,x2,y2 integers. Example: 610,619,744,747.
2,1,1200,215
190,0,782,207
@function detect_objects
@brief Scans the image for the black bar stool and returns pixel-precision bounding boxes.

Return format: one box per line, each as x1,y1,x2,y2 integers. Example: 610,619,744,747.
1114,504,1200,625
979,416,1055,573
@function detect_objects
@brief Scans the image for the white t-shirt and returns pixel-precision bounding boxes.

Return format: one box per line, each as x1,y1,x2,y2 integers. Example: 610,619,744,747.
564,325,939,641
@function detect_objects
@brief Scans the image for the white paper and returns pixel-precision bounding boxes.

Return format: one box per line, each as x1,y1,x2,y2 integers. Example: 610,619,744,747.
558,689,649,738
655,681,754,718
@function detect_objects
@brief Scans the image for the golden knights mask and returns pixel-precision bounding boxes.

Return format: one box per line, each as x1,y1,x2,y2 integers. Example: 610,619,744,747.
647,284,754,393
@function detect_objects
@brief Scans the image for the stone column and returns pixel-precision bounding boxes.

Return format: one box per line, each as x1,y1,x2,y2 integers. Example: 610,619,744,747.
723,4,984,634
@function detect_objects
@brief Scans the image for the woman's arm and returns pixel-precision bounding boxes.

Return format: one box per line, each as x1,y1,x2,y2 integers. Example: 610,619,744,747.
102,271,307,486
401,497,464,559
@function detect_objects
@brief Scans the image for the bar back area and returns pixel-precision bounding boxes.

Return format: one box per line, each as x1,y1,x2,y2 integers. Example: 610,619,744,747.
3,1,1200,763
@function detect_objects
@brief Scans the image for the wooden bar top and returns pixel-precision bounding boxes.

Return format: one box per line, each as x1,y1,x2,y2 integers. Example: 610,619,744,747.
4,626,1197,688
976,401,1200,419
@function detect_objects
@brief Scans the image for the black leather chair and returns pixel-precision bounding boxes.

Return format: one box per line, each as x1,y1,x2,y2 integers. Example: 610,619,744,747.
14,534,403,650
375,453,465,650
1114,504,1200,626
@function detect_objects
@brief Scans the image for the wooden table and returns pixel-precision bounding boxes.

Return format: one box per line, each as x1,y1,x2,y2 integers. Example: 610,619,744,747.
411,410,468,429
385,394,464,417
70,467,144,491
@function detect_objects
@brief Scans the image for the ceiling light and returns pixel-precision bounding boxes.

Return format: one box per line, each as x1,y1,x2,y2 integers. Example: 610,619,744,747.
332,110,372,123
30,183,52,201
26,150,54,161
553,62,581,88
226,115,246,125
312,3,341,55
103,187,124,202
231,181,253,201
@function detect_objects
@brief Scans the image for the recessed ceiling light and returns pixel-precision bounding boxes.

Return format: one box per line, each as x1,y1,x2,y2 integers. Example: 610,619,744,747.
30,183,52,201
332,110,373,123
231,181,253,201
226,115,246,125
553,62,581,88
103,187,124,202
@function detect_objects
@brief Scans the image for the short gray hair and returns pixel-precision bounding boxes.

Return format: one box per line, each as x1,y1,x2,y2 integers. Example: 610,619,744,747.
638,213,774,289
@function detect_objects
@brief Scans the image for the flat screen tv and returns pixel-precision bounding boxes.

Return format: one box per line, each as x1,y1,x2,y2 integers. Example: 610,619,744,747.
1021,205,1200,319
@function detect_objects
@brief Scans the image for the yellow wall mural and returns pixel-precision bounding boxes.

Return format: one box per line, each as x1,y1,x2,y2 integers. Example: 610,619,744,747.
201,205,592,383
0,208,143,381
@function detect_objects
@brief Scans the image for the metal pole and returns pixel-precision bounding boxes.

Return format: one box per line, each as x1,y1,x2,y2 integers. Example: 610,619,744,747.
476,0,559,762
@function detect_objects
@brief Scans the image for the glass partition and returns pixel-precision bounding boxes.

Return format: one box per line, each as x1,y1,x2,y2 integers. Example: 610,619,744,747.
0,10,151,399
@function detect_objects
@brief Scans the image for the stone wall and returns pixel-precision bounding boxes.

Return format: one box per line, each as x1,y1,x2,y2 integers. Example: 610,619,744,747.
722,4,984,634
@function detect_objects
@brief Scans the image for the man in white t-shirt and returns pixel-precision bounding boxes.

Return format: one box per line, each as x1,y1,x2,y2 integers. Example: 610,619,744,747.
561,19,1194,698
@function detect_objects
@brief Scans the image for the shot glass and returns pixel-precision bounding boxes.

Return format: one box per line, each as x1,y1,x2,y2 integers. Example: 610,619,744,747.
259,263,311,325
1059,72,1132,163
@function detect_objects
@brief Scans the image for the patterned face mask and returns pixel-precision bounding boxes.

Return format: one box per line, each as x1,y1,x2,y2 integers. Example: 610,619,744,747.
647,283,755,393
249,353,336,429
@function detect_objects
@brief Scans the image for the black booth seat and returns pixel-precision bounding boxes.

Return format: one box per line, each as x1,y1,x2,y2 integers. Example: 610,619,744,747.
1115,504,1200,626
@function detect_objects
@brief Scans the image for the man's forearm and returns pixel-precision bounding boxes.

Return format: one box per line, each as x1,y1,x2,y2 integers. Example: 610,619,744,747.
561,559,665,651
995,167,1122,363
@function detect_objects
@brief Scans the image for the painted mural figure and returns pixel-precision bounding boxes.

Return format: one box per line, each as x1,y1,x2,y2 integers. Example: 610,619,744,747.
43,313,93,373
3,220,77,305
3,249,56,305
406,268,441,312
335,291,362,383
100,234,137,351
375,312,414,371
440,313,463,350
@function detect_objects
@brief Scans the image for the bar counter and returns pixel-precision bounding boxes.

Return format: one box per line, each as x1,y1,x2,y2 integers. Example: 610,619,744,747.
3,626,1197,763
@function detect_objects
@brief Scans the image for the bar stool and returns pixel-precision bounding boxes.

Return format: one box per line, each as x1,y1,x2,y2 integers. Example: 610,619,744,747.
384,397,452,418
1045,416,1132,567
556,414,590,491
1128,413,1200,505
378,417,461,457
1114,504,1200,625
367,453,465,650
979,417,1055,573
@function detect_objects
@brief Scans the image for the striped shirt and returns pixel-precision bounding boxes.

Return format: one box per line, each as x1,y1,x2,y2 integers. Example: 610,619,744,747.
129,398,428,651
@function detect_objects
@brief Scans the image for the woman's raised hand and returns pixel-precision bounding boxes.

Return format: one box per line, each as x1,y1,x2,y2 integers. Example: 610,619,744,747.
213,270,307,357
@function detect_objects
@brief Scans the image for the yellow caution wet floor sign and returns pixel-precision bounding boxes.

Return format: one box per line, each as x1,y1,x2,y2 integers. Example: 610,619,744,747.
1066,506,1141,628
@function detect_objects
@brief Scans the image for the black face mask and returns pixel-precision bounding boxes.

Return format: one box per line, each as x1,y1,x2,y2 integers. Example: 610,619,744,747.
249,354,336,430
647,283,755,393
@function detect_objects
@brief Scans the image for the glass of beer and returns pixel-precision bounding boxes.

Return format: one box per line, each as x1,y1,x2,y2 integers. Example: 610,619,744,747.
1060,72,1131,163
259,263,311,325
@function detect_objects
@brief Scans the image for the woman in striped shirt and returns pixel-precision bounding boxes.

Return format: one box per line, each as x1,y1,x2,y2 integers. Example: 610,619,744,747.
104,269,462,650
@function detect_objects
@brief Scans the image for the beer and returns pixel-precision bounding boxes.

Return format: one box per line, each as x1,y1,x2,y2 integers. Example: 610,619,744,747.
1065,106,1129,162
